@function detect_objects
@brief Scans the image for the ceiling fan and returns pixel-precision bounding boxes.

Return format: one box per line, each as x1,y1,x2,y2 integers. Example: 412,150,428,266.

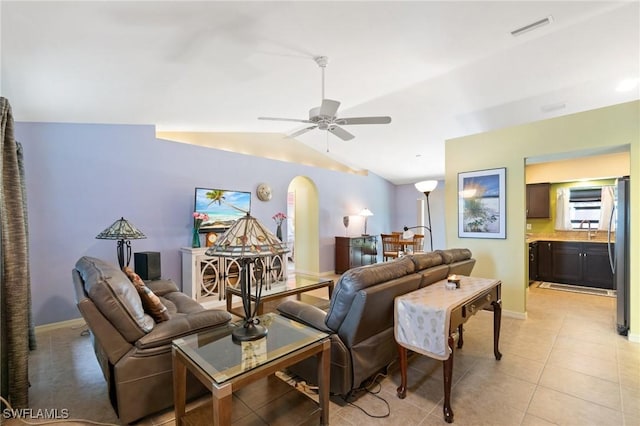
259,56,392,141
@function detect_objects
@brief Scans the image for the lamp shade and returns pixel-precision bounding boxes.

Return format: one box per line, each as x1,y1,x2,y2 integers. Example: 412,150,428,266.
96,217,146,269
205,213,288,259
414,180,438,195
205,212,288,343
359,208,374,217
96,217,146,240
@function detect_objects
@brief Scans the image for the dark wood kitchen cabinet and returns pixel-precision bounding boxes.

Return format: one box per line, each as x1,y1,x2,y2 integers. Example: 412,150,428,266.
551,242,582,283
526,183,550,219
538,240,614,289
335,236,377,274
581,243,615,288
537,241,554,281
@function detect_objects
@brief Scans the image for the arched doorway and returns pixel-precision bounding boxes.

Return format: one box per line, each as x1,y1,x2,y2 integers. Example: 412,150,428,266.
287,176,319,274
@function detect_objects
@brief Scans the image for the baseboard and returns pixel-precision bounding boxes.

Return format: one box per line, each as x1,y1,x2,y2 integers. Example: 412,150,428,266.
35,317,86,333
503,309,527,320
627,331,640,343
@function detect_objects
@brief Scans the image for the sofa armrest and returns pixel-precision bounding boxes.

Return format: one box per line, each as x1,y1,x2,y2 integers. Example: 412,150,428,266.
145,279,180,296
277,300,333,333
135,309,231,349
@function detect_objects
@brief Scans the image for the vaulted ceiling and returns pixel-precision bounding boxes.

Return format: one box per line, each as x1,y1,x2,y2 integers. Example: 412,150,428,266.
2,1,638,184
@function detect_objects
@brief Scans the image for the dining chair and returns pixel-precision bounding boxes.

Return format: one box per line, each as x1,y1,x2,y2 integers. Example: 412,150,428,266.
411,234,425,253
381,233,401,261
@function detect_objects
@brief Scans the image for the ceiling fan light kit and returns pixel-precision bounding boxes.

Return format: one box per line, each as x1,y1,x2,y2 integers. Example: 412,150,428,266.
258,56,391,141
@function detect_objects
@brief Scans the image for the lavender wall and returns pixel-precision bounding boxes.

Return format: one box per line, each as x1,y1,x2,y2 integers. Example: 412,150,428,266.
15,122,404,325
393,182,446,250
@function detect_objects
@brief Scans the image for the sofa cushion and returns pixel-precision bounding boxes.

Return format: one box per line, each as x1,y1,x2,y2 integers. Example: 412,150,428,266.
145,279,180,296
123,267,170,323
135,309,232,349
162,291,208,315
325,256,415,331
436,248,472,264
409,252,444,271
75,256,153,341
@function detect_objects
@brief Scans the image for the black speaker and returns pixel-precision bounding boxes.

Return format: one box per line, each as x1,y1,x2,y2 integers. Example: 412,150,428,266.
134,252,161,280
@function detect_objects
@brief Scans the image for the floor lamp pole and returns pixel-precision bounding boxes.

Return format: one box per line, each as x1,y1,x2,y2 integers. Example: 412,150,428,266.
425,192,433,251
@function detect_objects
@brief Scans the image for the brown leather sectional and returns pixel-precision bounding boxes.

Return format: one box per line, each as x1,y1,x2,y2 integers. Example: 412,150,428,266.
72,256,232,424
277,249,475,400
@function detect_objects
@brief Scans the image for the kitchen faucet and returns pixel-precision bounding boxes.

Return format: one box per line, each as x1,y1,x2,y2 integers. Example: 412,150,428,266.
578,220,596,240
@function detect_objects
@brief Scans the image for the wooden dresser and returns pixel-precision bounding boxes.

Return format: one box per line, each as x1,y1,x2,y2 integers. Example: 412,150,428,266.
334,236,377,274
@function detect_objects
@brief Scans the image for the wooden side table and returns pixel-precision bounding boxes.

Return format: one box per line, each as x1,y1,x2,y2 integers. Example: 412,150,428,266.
394,277,502,423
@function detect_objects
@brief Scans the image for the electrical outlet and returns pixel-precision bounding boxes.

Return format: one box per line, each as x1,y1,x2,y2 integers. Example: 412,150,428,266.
526,223,532,230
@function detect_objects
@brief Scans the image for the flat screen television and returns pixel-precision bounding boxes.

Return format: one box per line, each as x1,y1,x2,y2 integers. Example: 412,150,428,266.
194,187,251,231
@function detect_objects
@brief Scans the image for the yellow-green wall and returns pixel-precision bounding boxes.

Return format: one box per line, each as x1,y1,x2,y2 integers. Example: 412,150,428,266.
528,179,616,234
445,101,639,341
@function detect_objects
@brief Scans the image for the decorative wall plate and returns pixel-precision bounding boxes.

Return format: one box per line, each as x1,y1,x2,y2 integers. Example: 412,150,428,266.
256,183,272,201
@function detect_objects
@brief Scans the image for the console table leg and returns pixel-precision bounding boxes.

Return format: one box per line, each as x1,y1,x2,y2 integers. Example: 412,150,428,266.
492,300,502,360
443,335,454,423
396,344,407,399
456,324,464,349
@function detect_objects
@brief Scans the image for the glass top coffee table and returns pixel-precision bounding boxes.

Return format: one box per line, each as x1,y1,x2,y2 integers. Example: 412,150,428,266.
225,273,334,316
172,312,331,426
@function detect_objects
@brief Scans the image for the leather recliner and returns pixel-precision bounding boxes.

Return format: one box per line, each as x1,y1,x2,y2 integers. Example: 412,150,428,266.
72,256,232,424
277,249,475,399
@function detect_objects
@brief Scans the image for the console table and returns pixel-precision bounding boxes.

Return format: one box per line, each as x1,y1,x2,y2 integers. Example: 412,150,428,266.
394,276,502,423
180,247,288,303
334,236,377,274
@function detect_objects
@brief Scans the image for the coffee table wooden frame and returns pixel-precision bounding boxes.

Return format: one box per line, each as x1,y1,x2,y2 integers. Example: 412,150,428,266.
173,327,330,426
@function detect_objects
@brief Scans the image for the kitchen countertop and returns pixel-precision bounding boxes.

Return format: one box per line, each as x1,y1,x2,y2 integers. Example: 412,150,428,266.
526,231,612,244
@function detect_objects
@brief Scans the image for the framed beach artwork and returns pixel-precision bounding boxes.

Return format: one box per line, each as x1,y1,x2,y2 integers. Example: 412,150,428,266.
194,187,251,231
458,167,506,239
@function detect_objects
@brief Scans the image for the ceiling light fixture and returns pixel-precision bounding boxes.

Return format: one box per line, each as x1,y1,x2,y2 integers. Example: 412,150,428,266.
511,15,554,37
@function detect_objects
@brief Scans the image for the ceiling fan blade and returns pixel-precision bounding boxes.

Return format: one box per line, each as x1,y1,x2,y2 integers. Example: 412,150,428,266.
288,125,317,138
318,99,340,117
328,125,355,141
338,116,392,125
259,117,314,123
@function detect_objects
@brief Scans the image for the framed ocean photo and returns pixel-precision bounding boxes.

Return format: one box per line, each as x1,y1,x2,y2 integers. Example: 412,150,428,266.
458,168,506,239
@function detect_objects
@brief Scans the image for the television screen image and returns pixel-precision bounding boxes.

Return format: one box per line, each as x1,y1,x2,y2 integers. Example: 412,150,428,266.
194,188,251,231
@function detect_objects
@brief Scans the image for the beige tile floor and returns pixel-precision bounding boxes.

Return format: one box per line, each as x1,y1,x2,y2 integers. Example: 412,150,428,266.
6,283,639,425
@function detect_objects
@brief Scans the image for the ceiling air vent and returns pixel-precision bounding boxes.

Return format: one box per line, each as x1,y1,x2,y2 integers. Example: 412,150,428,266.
511,16,554,37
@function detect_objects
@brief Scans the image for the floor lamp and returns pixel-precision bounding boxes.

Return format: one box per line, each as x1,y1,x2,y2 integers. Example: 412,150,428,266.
414,180,438,251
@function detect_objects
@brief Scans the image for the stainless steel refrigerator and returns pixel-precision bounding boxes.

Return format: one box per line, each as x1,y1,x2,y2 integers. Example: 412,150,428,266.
609,176,630,335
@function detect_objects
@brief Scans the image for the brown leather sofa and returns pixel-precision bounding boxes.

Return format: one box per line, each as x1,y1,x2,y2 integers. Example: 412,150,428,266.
277,248,475,400
72,256,232,424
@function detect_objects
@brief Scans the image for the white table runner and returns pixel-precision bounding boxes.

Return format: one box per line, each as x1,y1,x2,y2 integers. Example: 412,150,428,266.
394,277,499,360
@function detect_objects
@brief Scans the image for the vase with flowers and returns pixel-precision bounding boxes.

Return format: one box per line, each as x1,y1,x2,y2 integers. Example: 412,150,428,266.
272,212,287,241
191,212,209,248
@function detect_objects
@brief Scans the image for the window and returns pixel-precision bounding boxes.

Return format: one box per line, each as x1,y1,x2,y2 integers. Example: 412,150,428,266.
568,188,601,230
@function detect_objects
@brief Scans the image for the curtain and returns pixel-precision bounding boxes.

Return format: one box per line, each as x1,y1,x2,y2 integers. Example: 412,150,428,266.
0,97,35,408
599,186,615,231
555,188,571,230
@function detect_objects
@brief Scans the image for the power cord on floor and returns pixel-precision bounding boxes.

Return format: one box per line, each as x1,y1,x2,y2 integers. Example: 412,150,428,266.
71,322,90,337
345,370,391,419
0,396,118,426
